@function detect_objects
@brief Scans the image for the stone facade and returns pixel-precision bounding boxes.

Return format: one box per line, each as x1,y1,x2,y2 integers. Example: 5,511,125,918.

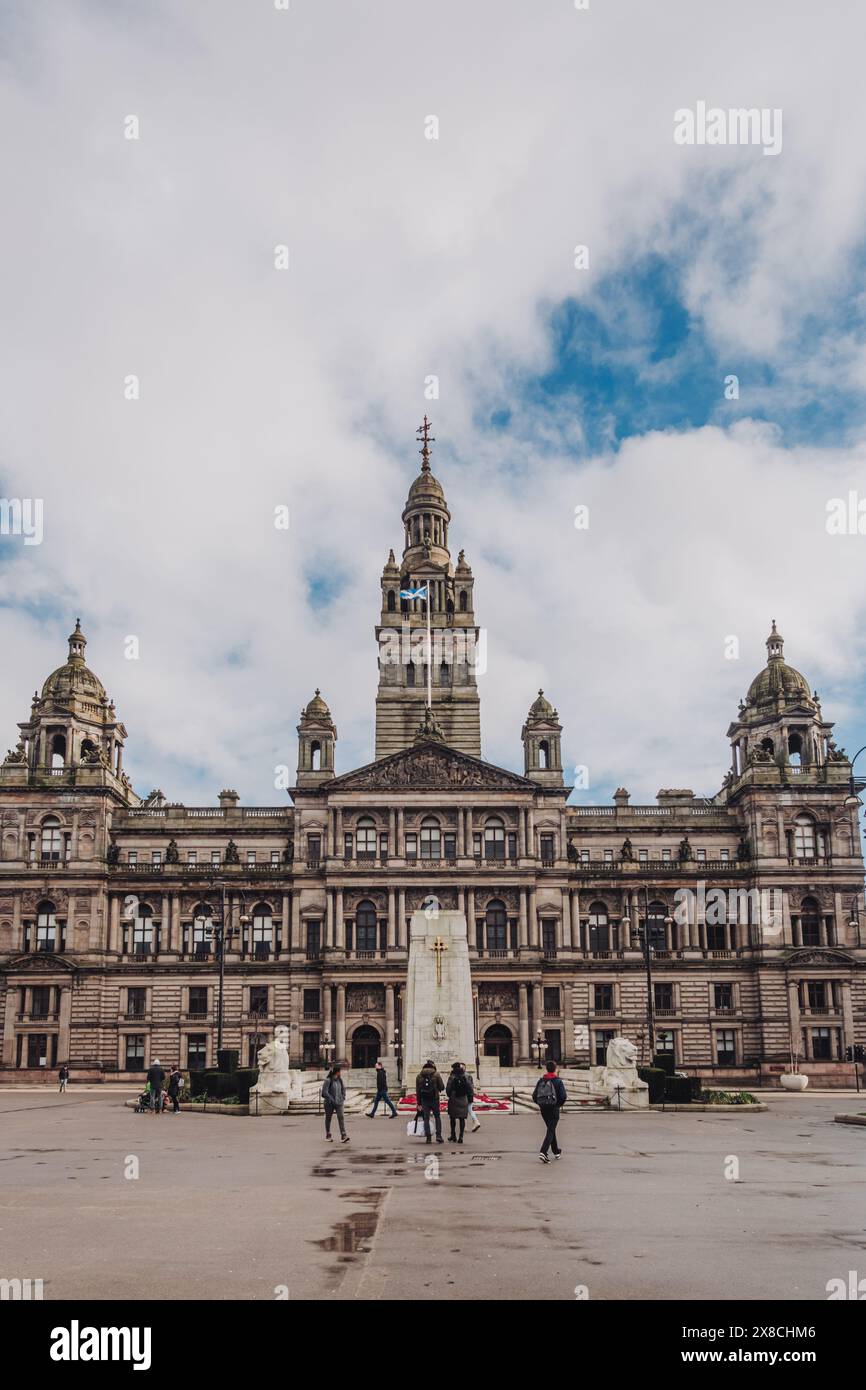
1,438,865,1087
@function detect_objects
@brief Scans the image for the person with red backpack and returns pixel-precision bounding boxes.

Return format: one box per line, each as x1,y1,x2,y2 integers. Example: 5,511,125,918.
415,1060,445,1144
532,1060,567,1162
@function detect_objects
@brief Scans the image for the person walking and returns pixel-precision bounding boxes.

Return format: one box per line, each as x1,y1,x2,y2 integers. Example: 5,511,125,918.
460,1060,482,1131
167,1066,184,1114
415,1059,445,1144
446,1062,474,1144
367,1061,398,1118
58,1064,69,1094
146,1057,166,1116
533,1060,567,1162
322,1066,351,1142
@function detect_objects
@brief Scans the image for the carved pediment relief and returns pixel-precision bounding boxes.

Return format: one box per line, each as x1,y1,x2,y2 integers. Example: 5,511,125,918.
3,952,77,974
786,948,854,966
327,740,534,793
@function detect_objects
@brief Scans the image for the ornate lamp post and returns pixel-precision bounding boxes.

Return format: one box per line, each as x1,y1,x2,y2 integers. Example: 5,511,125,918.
391,1028,403,1086
320,1032,336,1070
530,1028,546,1069
623,883,657,1062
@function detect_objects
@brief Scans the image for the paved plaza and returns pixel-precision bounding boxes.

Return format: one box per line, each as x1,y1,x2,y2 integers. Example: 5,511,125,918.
1,1090,864,1301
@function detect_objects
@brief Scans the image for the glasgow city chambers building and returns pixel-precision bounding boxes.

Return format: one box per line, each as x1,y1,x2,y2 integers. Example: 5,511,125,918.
1,431,865,1087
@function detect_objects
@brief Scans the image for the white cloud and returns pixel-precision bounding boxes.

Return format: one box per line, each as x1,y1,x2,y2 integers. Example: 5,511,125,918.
1,0,866,803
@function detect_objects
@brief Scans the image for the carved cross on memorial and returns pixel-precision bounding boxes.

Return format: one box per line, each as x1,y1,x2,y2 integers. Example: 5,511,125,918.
430,935,448,987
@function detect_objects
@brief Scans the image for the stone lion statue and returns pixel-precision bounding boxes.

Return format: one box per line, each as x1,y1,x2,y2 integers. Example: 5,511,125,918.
606,1036,638,1069
255,1038,290,1086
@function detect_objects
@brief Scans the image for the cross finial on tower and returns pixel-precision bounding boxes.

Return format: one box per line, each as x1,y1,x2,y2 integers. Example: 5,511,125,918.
416,415,435,473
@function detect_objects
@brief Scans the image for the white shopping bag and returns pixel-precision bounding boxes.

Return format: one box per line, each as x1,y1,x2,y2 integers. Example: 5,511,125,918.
406,1114,427,1141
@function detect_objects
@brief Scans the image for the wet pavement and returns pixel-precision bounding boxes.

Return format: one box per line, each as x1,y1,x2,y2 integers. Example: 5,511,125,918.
0,1089,863,1300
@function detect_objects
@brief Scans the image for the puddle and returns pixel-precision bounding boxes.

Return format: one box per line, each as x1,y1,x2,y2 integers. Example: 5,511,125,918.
312,1190,384,1257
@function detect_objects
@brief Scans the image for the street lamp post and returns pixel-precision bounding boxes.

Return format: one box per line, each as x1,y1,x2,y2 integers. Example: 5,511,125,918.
624,883,657,1063
320,1032,336,1071
213,883,248,1055
392,1028,403,1087
530,1028,546,1069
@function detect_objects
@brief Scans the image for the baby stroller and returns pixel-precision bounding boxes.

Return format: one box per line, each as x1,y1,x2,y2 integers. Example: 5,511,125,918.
134,1088,150,1113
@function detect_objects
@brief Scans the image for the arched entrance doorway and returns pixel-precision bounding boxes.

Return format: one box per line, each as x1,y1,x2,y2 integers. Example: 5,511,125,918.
351,1024,381,1069
483,1023,513,1067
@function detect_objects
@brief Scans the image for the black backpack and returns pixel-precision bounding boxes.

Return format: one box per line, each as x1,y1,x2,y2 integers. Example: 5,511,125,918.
418,1071,437,1100
451,1073,468,1098
535,1076,558,1106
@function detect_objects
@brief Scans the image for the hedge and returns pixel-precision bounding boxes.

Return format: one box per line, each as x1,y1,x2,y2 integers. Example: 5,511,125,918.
638,1067,666,1103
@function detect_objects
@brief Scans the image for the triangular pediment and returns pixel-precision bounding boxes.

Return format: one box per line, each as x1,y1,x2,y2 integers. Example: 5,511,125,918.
326,740,536,793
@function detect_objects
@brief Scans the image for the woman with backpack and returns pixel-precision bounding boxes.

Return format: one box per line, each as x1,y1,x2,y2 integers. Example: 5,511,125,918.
446,1061,474,1144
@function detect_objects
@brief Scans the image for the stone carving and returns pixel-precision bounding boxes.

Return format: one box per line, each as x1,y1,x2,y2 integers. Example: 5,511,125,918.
749,745,772,765
590,1035,649,1109
678,835,693,861
3,738,26,764
106,842,120,865
249,1036,301,1115
165,839,180,864
331,743,532,792
346,984,385,1013
478,983,518,1011
621,837,634,861
432,1014,447,1040
224,839,240,865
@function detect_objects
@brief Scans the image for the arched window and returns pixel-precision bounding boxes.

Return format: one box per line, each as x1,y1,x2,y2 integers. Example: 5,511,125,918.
192,904,213,956
356,818,377,859
36,901,57,951
645,900,668,952
50,732,66,769
760,737,774,756
132,903,154,956
420,817,441,860
484,817,505,861
788,732,802,767
539,740,549,769
459,591,468,612
406,662,416,688
355,899,378,954
485,898,507,952
41,817,62,860
587,901,609,952
387,590,396,613
800,895,821,947
310,741,321,771
252,902,273,957
439,660,450,686
793,814,816,860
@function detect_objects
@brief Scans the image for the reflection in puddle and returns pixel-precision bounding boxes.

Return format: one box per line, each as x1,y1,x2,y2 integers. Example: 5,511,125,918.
313,1188,385,1259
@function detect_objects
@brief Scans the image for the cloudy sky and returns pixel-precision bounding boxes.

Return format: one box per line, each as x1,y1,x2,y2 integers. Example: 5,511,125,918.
2,0,866,807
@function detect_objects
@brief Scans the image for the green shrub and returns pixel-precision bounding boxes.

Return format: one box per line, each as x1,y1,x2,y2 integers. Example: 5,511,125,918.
664,1076,693,1104
188,1070,208,1097
700,1089,757,1105
638,1067,666,1103
217,1049,239,1075
234,1068,258,1104
653,1052,676,1078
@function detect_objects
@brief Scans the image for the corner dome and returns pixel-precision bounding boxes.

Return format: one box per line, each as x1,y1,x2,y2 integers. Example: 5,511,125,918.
528,689,556,719
745,622,813,710
301,688,332,721
40,621,107,705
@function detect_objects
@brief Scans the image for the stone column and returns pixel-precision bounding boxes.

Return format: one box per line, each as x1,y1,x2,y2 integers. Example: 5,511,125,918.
527,809,535,858
326,890,334,949
529,886,539,948
2,981,18,1065
388,887,396,950
335,807,343,856
389,808,396,856
291,891,300,952
457,811,465,858
518,888,528,948
517,982,530,1064
397,809,404,857
518,809,527,858
385,983,395,1045
398,889,406,948
563,981,575,1064
335,984,347,1064
465,808,473,856
109,895,121,954
782,891,792,949
160,893,170,954
466,888,475,950
12,891,21,953
335,889,344,951
787,977,801,1057
840,978,854,1053
323,984,333,1046
562,889,572,950
58,985,72,1062
532,981,543,1041
290,982,302,1065
171,894,181,953
281,894,290,954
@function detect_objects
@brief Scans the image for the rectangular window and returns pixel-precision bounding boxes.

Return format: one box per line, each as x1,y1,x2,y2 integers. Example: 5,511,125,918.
211,850,220,866
811,1027,833,1060
507,832,517,860
249,985,269,1016
305,921,321,957
714,983,734,1011
696,848,706,862
187,1035,208,1071
540,834,555,863
188,986,208,1018
544,1029,562,1063
638,849,648,863
603,848,613,863
807,981,827,1010
654,982,674,1011
719,848,729,862
473,833,482,858
152,851,162,866
543,986,560,1015
303,988,321,1017
662,849,671,863
247,851,256,865
716,1030,736,1065
127,986,146,1019
31,985,52,1019
125,1034,146,1071
706,924,727,950
302,1032,320,1066
379,832,389,859
307,835,321,863
270,850,280,865
542,920,557,956
444,833,457,861
594,983,614,1011
405,833,418,860
580,849,590,864
128,851,137,866
188,851,197,865
656,1029,675,1055
344,833,353,860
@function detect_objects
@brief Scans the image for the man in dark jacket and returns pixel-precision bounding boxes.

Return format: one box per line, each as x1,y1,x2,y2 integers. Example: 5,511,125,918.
167,1066,184,1114
58,1064,69,1094
415,1060,445,1143
321,1066,350,1142
446,1062,474,1143
146,1058,166,1116
367,1061,398,1118
532,1060,567,1162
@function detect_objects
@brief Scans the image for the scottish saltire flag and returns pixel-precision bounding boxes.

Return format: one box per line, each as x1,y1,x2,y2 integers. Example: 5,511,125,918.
400,585,428,599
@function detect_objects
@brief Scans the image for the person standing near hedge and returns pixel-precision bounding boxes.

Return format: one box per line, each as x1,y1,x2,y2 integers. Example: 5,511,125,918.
167,1066,184,1114
322,1066,350,1142
146,1057,166,1116
533,1060,567,1162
